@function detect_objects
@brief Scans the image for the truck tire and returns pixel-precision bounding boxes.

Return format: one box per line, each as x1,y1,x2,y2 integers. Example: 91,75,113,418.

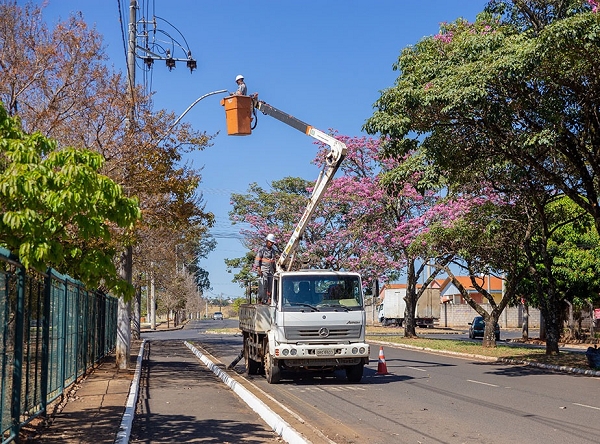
346,363,364,383
264,351,281,384
245,348,261,375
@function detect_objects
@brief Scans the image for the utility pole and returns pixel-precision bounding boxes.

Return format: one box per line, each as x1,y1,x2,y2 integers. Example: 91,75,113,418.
150,265,156,330
117,1,216,366
116,0,138,371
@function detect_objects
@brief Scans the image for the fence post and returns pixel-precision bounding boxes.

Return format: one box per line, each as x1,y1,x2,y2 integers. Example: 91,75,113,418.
10,266,25,439
60,276,68,394
40,270,52,416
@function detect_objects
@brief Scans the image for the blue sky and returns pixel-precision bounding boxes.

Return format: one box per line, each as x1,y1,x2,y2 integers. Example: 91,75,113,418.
37,0,486,299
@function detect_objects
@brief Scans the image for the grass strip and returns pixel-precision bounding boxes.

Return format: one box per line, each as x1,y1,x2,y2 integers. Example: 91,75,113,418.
367,335,590,369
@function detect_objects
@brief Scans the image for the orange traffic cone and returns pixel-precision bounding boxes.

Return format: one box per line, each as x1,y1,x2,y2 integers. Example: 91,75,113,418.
376,346,389,375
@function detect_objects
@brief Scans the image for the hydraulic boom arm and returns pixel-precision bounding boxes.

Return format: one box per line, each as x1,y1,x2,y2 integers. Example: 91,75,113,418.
252,97,347,272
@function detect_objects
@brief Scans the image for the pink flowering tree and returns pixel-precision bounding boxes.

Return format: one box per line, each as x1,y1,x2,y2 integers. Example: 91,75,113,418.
234,131,494,336
228,131,511,339
313,139,458,337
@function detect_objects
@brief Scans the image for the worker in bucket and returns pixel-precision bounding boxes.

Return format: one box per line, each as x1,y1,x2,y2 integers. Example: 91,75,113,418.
254,233,277,304
233,74,247,96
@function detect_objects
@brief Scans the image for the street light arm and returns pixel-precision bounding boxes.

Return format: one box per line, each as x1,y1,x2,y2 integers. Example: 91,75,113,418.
155,89,229,146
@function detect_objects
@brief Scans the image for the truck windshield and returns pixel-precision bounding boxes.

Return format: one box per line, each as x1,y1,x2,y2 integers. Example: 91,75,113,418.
281,275,363,311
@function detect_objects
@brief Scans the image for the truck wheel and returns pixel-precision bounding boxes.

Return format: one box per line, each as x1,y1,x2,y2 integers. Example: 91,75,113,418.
346,363,364,383
245,348,260,375
264,352,281,384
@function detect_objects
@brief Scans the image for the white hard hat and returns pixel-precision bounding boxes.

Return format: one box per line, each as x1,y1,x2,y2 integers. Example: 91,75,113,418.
235,74,244,81
266,233,276,243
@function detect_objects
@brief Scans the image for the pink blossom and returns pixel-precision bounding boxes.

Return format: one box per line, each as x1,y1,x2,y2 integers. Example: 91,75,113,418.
434,32,453,44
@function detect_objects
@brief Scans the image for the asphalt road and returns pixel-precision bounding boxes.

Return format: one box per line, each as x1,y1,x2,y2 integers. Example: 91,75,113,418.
141,319,600,444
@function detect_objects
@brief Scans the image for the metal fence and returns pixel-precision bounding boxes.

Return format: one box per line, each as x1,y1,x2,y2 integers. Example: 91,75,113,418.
0,248,118,444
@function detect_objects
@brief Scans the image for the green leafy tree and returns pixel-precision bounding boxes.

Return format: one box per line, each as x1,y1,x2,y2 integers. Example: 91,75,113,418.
231,297,247,314
0,1,216,289
517,196,600,338
225,252,257,300
425,195,530,347
0,103,140,294
364,1,600,353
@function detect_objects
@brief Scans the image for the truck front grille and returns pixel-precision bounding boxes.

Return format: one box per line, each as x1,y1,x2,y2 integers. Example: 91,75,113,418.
285,325,362,342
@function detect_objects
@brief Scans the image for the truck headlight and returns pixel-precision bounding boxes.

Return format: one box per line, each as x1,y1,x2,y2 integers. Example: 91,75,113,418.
352,347,358,354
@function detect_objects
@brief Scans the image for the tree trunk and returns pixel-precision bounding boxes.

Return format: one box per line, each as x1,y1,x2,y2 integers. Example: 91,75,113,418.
116,297,131,369
404,294,417,337
403,260,417,338
540,299,560,355
482,321,497,348
522,303,529,340
150,268,156,330
116,246,133,369
132,285,141,340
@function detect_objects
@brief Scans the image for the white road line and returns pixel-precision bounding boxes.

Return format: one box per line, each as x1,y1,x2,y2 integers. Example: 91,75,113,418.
467,379,499,387
406,366,427,372
573,402,600,411
288,386,365,392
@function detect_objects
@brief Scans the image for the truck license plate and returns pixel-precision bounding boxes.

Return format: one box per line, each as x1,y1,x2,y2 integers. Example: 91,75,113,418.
316,349,334,356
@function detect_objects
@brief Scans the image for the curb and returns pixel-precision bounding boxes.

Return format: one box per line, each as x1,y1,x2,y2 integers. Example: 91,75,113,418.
114,339,146,444
184,341,309,444
497,356,600,377
371,339,600,377
140,325,185,333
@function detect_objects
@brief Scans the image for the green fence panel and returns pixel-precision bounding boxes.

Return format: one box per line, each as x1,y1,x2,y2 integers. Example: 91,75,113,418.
0,250,119,444
0,263,17,443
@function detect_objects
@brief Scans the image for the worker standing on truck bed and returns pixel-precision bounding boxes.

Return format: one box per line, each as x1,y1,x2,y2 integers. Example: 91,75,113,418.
254,233,277,304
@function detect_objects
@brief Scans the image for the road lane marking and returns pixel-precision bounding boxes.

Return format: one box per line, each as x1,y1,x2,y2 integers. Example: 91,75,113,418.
406,366,427,372
467,379,499,387
288,385,366,393
573,403,600,411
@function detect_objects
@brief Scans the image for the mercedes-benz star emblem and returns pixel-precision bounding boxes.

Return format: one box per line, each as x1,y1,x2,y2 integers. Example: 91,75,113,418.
318,327,329,338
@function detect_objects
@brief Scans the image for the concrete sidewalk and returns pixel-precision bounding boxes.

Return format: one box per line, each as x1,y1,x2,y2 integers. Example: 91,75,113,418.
20,343,142,443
